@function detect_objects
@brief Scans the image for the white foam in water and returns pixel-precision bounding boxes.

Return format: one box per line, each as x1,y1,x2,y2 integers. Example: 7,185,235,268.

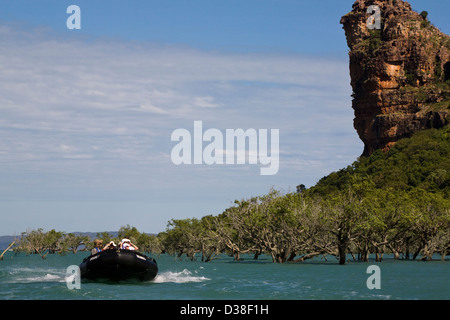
15,273,64,283
8,266,210,284
8,267,66,283
152,269,210,284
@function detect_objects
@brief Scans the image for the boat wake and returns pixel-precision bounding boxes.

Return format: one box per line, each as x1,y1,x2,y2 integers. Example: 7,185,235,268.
6,267,67,284
5,266,209,285
152,269,210,284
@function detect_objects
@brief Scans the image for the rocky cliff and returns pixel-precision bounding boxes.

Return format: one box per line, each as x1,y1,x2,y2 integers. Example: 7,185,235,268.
341,0,450,156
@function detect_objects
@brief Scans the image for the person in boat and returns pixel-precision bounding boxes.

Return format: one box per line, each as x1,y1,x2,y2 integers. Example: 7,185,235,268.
102,241,117,251
91,239,103,255
119,238,139,251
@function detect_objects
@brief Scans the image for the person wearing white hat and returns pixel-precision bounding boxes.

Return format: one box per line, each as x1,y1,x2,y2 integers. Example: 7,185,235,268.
102,241,117,250
120,238,139,251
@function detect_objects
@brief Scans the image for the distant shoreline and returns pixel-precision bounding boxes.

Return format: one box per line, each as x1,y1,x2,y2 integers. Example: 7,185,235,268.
0,232,121,250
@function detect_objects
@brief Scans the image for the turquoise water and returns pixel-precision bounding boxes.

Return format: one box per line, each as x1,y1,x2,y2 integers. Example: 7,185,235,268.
0,252,448,300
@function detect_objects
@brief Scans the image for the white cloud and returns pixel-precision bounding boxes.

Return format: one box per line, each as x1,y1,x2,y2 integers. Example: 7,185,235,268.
0,23,362,206
193,96,221,108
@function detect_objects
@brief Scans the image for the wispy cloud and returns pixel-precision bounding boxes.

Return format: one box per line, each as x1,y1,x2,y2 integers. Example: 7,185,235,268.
0,22,362,206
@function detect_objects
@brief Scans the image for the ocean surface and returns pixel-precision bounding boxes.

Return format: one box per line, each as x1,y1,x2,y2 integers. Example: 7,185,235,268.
0,251,448,300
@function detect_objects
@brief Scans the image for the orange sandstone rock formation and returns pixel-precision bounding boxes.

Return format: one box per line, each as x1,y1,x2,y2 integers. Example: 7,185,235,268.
341,0,450,156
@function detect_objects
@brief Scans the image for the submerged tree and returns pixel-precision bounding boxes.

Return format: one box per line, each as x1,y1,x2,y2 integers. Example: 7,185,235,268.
63,233,90,254
17,229,64,259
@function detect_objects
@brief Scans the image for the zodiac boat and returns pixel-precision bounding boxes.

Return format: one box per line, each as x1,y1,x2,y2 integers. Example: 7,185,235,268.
79,249,158,282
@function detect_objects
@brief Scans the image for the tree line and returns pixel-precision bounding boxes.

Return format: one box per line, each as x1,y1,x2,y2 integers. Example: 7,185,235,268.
6,183,449,264
8,225,161,259
161,127,450,264
5,127,450,264
162,184,449,264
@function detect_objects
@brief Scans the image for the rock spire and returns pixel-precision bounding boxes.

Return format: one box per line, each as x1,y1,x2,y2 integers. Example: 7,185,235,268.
341,0,450,156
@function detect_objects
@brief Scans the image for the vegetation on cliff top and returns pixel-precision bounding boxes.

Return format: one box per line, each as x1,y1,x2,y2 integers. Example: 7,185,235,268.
311,125,450,198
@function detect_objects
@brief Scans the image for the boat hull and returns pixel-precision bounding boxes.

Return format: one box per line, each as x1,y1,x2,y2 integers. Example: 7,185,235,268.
79,250,158,282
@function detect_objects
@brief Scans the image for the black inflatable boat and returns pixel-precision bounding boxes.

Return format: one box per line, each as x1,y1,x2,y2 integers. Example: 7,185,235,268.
79,249,158,282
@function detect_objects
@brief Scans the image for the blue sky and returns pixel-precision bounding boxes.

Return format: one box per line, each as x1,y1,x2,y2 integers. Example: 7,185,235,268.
0,0,449,235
